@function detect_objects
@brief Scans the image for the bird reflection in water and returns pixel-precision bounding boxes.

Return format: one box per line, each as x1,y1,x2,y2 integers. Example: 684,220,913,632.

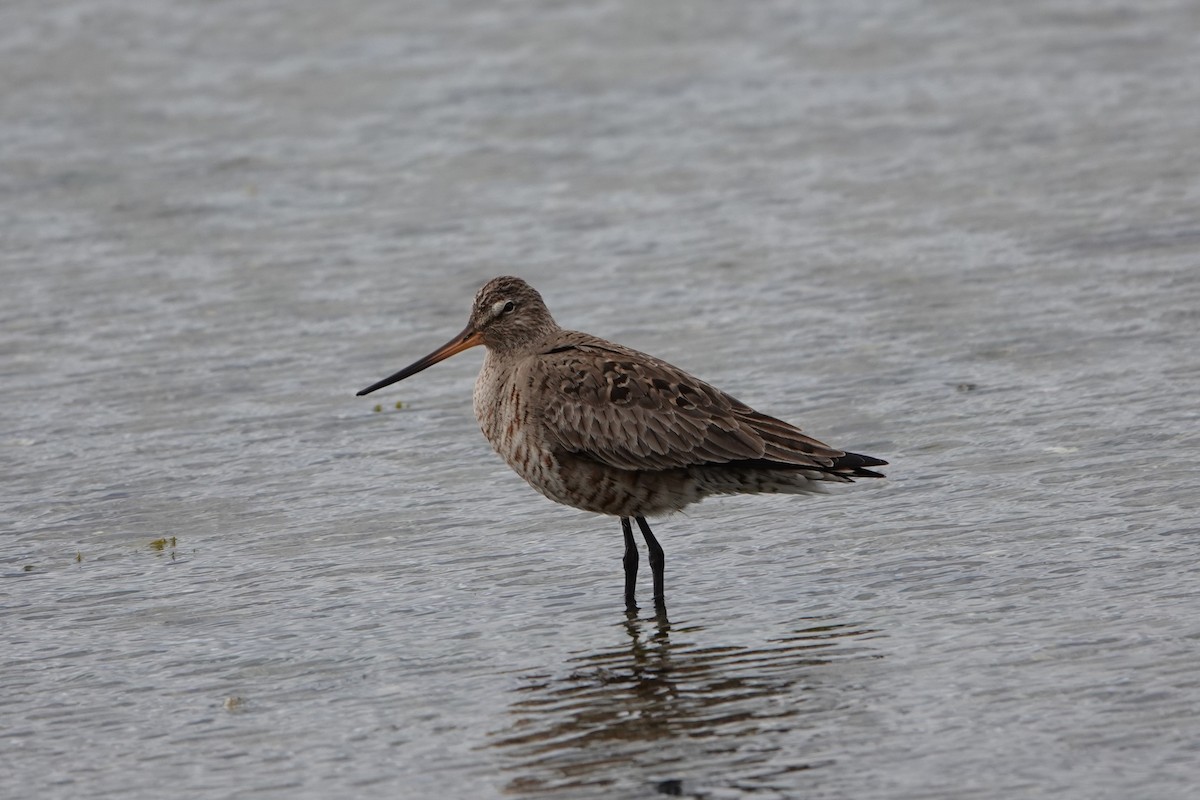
491,613,879,797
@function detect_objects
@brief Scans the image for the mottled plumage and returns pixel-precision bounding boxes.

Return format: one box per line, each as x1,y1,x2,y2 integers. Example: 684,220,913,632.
359,276,886,611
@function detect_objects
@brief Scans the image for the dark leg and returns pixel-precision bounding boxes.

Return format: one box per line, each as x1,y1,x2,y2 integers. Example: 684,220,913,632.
621,517,638,610
634,516,665,610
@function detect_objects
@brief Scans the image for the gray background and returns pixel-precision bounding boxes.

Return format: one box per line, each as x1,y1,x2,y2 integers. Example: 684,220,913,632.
4,1,1199,798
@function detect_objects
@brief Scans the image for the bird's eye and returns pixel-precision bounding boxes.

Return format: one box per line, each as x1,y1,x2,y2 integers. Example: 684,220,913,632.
502,300,516,315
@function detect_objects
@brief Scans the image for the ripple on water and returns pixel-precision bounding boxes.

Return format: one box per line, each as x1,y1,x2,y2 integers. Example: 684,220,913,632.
490,615,881,797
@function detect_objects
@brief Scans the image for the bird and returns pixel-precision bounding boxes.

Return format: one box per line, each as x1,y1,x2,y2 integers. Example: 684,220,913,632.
358,276,886,613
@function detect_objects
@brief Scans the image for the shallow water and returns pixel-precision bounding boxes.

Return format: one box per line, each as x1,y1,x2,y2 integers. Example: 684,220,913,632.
4,0,1200,798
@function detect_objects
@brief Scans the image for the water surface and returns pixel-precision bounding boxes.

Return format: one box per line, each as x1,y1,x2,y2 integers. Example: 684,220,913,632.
4,1,1199,798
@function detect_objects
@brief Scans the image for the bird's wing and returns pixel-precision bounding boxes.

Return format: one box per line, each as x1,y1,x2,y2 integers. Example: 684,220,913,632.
528,335,846,472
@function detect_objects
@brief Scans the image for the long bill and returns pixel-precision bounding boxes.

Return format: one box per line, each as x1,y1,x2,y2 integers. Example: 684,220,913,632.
356,324,484,396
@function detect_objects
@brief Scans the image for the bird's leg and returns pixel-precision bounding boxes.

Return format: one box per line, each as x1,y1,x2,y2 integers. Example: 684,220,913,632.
634,516,666,611
621,517,638,610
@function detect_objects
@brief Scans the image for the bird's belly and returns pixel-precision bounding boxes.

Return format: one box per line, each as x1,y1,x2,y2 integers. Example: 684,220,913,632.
472,398,696,515
494,431,700,517
518,450,699,517
474,369,701,517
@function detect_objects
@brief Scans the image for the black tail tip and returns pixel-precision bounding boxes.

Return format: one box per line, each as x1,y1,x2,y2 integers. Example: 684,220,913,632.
835,451,888,478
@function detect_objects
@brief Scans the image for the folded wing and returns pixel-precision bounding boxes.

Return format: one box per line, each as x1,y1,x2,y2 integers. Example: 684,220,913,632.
531,335,879,478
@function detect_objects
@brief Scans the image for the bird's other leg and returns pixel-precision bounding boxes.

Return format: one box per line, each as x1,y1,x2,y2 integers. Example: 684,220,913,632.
621,517,638,610
634,516,666,612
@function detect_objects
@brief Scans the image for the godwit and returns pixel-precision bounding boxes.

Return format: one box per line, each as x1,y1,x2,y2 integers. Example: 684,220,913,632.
358,276,886,612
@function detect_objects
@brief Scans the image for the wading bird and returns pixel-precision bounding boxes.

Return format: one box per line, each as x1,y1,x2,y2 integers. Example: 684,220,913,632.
358,276,886,612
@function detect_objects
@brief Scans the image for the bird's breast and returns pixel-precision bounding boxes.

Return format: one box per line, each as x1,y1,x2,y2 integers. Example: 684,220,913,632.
474,353,551,482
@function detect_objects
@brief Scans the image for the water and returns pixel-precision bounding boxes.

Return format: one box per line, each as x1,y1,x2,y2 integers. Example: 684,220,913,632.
4,0,1199,797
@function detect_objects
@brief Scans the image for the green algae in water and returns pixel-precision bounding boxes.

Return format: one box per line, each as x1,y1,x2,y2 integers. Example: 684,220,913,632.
149,536,177,552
